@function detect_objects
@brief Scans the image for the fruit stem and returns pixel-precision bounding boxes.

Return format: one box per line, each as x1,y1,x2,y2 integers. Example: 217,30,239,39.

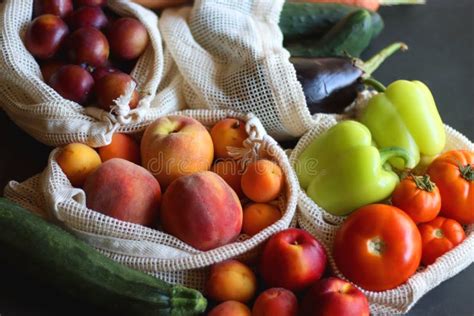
379,147,415,169
363,77,386,92
412,174,436,192
459,163,474,181
360,42,408,77
434,229,444,239
368,237,385,256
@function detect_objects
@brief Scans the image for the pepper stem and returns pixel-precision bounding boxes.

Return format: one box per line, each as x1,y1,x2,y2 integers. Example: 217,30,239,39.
380,0,426,6
363,77,386,92
379,147,415,169
360,42,408,77
459,164,474,181
412,174,436,192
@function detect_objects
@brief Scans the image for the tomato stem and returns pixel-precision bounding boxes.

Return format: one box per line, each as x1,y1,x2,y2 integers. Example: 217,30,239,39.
434,228,444,239
459,164,474,182
412,174,436,192
368,237,385,256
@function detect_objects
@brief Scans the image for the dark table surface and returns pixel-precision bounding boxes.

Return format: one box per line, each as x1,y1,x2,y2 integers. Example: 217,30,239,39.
1,0,473,315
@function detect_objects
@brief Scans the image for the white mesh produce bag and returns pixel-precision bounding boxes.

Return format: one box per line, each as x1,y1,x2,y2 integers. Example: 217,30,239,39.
5,109,299,291
289,110,474,315
0,0,315,146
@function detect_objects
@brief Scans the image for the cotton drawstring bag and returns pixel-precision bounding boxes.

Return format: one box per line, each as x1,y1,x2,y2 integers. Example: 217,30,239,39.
5,109,299,291
0,0,315,146
289,94,474,315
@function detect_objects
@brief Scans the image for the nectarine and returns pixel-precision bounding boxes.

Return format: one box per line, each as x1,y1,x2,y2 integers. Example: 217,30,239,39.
208,301,251,316
98,133,140,164
252,288,298,316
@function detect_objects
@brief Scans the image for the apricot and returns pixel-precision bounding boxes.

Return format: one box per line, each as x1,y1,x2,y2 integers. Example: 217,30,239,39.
252,288,298,316
211,159,244,198
56,143,101,187
208,301,251,316
98,133,140,164
206,260,257,303
210,118,248,158
83,158,161,227
160,172,242,250
241,160,284,203
242,203,281,236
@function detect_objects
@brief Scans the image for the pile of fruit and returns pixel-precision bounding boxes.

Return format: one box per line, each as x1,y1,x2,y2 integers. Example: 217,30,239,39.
24,0,148,109
55,115,286,251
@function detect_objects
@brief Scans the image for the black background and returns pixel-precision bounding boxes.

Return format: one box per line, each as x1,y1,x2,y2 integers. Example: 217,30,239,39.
0,0,473,315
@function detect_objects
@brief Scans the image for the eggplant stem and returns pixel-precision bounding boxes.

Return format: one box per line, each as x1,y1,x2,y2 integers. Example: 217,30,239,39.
380,0,426,6
363,77,387,92
361,42,408,77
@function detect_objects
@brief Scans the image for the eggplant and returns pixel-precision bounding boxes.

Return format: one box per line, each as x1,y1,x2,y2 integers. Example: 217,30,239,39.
291,42,407,114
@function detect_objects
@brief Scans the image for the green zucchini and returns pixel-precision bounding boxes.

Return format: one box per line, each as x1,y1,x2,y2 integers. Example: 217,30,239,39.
280,2,359,41
285,9,384,58
0,198,207,316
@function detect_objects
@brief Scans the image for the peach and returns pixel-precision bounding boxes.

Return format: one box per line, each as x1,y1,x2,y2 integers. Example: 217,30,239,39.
241,160,284,203
211,159,244,198
83,158,161,227
206,260,257,303
252,288,298,316
141,115,214,188
160,171,242,250
98,133,140,164
208,301,251,316
56,143,101,187
242,203,281,236
210,118,248,158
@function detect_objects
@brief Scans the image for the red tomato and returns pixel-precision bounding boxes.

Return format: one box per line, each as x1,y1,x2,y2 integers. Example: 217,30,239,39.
333,204,422,291
391,175,441,224
418,216,466,266
427,150,474,224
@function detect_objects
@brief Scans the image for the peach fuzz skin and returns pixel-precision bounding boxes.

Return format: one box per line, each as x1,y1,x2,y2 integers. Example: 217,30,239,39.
160,171,242,251
83,158,161,227
140,115,214,189
300,277,369,316
208,301,251,316
206,260,257,303
211,159,244,198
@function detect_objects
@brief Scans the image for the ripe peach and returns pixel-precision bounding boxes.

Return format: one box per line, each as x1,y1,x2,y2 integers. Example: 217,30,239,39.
141,115,214,188
25,14,69,59
242,203,281,236
211,159,244,198
56,143,101,187
252,288,298,316
210,118,248,158
83,158,161,227
241,160,284,203
98,133,140,164
160,171,242,251
208,301,251,316
49,64,94,104
206,260,257,303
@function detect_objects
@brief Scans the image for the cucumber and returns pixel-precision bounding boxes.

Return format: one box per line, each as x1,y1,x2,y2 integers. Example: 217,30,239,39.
285,9,384,58
280,2,359,41
0,198,207,316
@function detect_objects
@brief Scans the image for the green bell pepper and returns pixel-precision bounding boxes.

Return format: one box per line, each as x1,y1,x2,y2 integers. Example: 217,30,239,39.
359,80,446,169
296,120,414,216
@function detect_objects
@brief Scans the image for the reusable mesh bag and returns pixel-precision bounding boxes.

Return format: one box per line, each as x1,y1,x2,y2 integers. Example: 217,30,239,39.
289,109,474,315
0,0,315,146
4,109,299,291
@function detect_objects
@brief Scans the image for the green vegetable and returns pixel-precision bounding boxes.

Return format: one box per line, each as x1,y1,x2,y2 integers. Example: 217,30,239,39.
296,121,414,216
284,9,384,58
359,80,446,169
0,198,207,316
280,2,358,41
